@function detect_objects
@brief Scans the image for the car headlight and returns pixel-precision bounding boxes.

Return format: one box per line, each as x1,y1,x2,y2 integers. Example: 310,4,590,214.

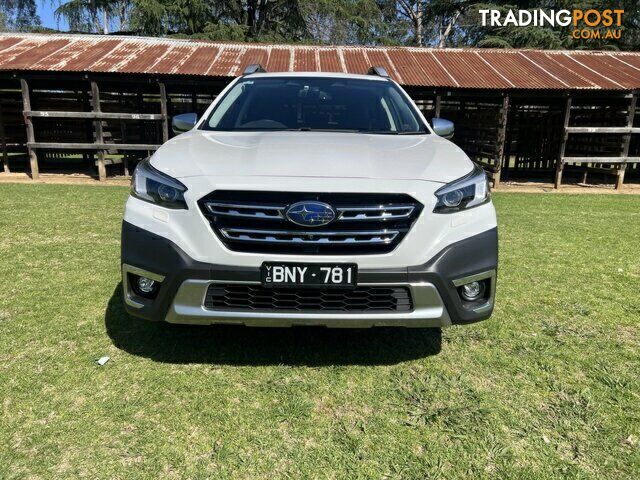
131,158,188,209
434,164,490,213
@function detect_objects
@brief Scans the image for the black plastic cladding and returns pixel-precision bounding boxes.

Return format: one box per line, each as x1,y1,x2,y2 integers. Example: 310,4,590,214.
121,221,497,324
197,191,423,255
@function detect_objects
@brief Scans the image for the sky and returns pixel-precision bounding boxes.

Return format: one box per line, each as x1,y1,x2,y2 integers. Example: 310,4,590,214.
37,2,69,31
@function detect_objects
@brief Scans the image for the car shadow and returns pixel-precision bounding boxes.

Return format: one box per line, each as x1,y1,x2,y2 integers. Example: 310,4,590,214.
104,284,442,366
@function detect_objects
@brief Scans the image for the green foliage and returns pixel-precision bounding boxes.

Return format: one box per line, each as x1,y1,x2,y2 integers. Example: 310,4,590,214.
189,22,248,42
127,0,165,35
38,0,640,50
128,0,306,41
1,0,41,30
53,0,131,34
476,35,513,48
302,0,391,45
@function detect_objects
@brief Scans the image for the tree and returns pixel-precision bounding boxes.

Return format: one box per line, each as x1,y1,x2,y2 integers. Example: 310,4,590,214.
128,0,306,41
430,0,474,47
53,0,131,33
373,0,472,47
1,0,41,30
24,0,640,52
301,0,390,45
371,0,425,45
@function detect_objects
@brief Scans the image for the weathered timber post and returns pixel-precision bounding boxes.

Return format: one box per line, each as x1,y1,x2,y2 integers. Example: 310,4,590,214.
493,94,510,187
434,94,441,118
90,81,107,181
555,94,572,189
159,82,169,143
191,91,197,113
20,78,39,179
617,91,637,190
0,103,8,173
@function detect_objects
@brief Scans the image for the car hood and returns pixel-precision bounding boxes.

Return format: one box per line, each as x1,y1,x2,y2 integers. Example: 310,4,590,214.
150,130,472,184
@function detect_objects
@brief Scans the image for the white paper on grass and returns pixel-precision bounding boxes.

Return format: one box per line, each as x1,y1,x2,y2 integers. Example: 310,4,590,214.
96,356,110,366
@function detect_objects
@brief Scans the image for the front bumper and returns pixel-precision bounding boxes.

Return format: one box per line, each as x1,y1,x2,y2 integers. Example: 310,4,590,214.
121,221,498,327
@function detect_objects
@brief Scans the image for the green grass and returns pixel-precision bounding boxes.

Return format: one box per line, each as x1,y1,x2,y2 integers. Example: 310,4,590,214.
1,184,639,479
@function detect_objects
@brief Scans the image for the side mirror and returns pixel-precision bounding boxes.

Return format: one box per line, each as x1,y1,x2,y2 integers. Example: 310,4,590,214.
431,118,454,139
172,113,198,134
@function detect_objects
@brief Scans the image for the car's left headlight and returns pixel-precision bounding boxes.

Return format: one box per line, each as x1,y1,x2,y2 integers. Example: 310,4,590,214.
434,164,490,213
131,158,188,209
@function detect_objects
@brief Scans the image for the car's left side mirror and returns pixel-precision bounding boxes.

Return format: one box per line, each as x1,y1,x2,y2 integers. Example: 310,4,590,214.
431,118,454,139
172,113,198,135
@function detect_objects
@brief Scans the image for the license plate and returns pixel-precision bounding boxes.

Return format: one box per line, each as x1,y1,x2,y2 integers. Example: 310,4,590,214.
261,262,357,288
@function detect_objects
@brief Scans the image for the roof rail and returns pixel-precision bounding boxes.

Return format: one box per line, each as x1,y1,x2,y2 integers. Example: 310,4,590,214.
243,64,267,75
367,66,389,78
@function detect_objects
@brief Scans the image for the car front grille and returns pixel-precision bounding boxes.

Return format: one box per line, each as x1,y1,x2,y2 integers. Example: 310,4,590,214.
204,284,413,313
198,191,423,254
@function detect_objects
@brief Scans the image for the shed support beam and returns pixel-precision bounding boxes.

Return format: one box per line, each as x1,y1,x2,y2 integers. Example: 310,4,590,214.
555,95,572,189
0,104,8,173
494,94,509,188
27,142,160,150
24,111,164,120
434,94,441,118
90,81,106,181
617,91,637,190
20,79,39,179
159,82,169,143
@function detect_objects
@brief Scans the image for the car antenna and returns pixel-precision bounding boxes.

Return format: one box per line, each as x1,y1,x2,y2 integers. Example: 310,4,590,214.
367,66,389,78
243,64,267,75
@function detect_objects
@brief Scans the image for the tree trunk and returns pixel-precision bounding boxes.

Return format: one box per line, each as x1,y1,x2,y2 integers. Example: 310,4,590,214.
415,2,422,46
256,0,268,36
438,10,461,48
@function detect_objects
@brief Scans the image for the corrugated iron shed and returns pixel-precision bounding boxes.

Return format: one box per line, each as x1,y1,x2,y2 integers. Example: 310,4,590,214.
0,32,638,90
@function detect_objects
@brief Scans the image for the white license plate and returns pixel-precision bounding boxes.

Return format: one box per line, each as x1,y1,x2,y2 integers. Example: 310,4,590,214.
261,262,357,288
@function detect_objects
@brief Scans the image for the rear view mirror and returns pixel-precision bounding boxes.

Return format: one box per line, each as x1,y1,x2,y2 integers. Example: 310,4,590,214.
172,113,198,134
431,118,454,139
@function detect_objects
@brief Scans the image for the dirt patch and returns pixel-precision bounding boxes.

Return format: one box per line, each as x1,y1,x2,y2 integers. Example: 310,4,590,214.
0,172,130,187
495,181,640,195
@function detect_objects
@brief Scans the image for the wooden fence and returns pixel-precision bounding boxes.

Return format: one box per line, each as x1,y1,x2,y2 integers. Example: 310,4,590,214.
1,72,638,188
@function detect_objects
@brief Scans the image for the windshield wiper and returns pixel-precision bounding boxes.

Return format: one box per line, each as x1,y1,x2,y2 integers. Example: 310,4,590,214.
284,128,360,133
359,130,429,135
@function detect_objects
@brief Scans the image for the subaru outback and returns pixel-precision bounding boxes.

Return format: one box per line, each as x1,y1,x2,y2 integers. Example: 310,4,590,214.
121,66,498,327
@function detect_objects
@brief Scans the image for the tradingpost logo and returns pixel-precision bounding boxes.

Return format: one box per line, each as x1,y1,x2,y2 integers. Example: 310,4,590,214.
479,9,624,41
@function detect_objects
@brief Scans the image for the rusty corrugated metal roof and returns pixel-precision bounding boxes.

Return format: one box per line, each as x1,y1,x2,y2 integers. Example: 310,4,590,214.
0,32,638,90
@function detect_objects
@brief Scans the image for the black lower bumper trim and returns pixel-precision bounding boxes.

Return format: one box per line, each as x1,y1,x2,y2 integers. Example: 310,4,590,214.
121,221,497,324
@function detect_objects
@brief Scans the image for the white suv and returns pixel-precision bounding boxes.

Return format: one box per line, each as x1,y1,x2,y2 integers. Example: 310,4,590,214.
121,66,497,327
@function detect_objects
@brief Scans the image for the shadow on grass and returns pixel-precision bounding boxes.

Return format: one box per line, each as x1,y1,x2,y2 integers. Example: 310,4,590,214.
105,284,442,366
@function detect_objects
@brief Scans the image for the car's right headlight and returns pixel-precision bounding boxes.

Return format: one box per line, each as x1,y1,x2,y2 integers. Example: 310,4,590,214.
131,158,188,209
433,164,490,213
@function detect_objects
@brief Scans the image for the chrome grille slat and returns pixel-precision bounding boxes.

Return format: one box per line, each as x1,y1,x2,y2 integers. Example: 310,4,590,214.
205,202,285,219
220,228,400,245
336,205,415,221
198,191,423,255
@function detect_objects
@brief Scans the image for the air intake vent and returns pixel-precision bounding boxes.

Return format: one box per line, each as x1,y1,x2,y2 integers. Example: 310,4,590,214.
198,191,423,255
204,284,413,312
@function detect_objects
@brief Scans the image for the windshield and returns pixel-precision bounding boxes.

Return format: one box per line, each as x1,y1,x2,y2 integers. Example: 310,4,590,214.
202,77,428,134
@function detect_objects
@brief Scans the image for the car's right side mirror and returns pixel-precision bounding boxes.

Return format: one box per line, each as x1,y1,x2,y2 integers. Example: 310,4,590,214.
431,118,454,139
172,113,198,135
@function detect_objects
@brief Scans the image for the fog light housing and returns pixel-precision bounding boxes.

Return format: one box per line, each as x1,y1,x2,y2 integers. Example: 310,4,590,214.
130,273,160,299
460,281,485,301
138,277,156,293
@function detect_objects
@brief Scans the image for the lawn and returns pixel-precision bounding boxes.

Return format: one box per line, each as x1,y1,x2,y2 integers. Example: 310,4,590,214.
0,184,639,479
